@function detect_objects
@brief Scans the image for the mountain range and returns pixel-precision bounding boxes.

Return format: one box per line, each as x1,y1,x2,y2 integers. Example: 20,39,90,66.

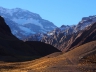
23,14,96,51
0,6,96,43
24,15,96,42
0,7,96,72
0,15,96,72
41,20,96,51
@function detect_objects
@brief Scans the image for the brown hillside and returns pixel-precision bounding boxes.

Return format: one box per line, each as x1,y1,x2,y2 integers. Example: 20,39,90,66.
0,41,95,72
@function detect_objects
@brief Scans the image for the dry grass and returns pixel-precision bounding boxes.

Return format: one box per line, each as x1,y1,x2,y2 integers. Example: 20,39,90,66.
0,41,96,72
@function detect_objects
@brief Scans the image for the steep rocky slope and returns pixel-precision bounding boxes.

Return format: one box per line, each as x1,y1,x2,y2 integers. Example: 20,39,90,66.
41,22,96,51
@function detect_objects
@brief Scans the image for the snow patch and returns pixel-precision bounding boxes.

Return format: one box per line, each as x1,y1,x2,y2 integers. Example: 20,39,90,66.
47,32,54,35
19,26,36,34
12,18,44,29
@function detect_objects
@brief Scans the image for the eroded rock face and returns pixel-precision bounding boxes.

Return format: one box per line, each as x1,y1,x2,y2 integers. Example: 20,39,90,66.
41,22,96,52
0,16,60,62
62,22,96,52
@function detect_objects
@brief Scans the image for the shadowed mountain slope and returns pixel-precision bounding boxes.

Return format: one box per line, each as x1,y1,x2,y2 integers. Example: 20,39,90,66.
0,16,60,62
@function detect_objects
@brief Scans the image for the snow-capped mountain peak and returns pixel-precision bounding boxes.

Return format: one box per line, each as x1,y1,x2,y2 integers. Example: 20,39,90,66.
0,6,57,39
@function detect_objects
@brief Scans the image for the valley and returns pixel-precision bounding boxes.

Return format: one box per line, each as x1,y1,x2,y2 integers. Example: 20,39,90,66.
0,7,96,72
0,41,96,72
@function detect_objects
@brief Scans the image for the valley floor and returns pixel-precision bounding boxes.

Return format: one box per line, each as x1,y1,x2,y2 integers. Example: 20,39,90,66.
0,59,96,72
0,41,96,72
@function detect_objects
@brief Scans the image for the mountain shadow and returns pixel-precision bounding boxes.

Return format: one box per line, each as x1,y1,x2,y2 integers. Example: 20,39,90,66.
0,16,60,62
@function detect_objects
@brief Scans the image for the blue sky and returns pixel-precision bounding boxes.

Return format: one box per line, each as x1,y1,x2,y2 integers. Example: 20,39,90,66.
0,0,96,27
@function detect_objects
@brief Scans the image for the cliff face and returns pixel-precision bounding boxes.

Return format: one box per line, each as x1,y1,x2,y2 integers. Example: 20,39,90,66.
0,16,60,62
62,22,96,52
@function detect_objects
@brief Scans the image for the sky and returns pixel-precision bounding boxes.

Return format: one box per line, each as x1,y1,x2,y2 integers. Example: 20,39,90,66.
0,0,96,27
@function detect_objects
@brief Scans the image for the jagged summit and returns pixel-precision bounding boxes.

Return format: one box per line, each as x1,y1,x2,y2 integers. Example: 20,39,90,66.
0,6,41,18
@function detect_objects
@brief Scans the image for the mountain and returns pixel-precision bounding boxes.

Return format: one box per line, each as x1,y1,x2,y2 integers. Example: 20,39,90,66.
0,16,96,72
46,15,96,36
0,16,60,62
24,15,96,42
0,7,57,39
41,16,96,51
